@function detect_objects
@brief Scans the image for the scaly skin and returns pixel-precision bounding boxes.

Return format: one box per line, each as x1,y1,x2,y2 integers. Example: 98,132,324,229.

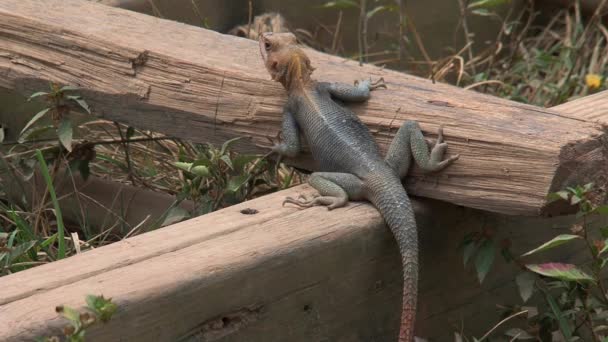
259,32,459,341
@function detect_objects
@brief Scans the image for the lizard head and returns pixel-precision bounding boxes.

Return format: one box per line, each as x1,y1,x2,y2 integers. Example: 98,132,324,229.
259,32,315,90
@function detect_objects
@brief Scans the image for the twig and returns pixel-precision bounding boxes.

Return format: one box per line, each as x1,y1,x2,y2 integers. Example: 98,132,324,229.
478,310,528,341
358,0,367,65
247,0,253,38
113,122,136,186
331,11,343,54
464,80,505,90
396,0,406,64
404,9,432,75
457,0,475,74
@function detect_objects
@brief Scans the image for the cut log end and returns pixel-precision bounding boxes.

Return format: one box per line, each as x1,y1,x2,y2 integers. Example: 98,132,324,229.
543,133,608,216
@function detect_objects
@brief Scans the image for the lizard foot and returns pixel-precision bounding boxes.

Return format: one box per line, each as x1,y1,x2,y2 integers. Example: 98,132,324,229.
370,77,387,90
354,77,387,91
283,195,347,210
428,126,459,171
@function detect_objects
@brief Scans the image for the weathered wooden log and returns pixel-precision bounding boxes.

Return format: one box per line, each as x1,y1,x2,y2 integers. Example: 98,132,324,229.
0,183,593,341
0,185,400,341
1,0,607,216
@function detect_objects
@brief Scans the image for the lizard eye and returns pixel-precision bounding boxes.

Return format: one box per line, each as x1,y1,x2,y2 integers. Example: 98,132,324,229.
264,42,271,51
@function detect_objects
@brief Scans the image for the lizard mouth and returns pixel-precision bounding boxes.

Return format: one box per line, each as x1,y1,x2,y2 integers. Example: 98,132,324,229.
258,32,271,64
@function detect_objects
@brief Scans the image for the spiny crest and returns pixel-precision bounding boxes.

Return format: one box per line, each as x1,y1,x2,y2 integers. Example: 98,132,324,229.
285,47,314,89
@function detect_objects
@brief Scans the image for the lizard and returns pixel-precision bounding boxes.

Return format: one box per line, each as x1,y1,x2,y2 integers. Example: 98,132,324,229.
258,32,459,342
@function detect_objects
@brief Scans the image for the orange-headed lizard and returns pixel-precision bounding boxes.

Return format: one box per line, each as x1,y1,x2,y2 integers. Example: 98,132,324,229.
259,32,459,341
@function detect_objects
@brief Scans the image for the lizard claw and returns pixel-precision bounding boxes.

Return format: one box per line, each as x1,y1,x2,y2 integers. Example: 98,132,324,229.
266,130,283,154
370,77,387,90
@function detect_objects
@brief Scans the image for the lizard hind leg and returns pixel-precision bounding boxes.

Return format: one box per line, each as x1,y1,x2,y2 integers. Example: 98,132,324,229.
283,172,364,210
386,120,459,178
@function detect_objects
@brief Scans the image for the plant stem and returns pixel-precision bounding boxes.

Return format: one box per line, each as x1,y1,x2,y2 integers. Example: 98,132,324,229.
358,0,367,65
457,0,475,74
35,150,66,259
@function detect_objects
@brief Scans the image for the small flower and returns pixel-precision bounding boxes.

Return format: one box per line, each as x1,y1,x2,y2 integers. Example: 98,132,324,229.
585,73,602,90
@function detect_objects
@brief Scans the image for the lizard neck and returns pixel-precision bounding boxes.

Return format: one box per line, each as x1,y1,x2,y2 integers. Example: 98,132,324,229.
285,77,315,94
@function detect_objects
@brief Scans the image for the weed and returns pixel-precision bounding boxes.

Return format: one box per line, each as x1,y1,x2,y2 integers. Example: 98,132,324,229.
37,294,117,342
460,184,608,340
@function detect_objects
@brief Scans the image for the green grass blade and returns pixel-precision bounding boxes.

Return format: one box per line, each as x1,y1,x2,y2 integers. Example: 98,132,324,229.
35,150,66,259
541,286,573,339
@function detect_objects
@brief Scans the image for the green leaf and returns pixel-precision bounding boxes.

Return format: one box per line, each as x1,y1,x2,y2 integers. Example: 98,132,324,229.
521,234,581,257
78,160,91,181
547,190,570,203
232,155,258,173
226,174,249,193
8,240,37,264
583,183,594,192
69,159,91,181
60,85,79,92
526,263,595,283
66,95,91,114
220,137,243,156
471,8,492,16
190,165,209,177
220,154,234,170
59,305,81,323
468,0,509,8
366,6,387,19
462,241,477,266
86,295,117,322
161,207,190,227
541,286,573,339
40,233,57,249
174,161,193,172
515,272,536,303
126,126,135,139
57,118,73,152
7,228,18,247
599,239,608,255
475,239,495,283
0,125,4,143
319,0,359,9
20,108,50,136
28,91,49,101
18,125,54,143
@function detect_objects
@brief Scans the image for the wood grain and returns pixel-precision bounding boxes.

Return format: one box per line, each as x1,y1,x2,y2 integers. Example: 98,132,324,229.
2,0,607,215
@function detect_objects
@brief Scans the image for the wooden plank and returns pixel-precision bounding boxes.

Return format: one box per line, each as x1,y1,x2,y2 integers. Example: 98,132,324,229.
2,0,607,216
0,184,590,341
0,185,401,341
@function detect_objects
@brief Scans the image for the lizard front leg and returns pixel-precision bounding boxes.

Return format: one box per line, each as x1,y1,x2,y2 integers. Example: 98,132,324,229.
324,77,386,103
272,107,301,158
284,172,364,210
386,121,459,179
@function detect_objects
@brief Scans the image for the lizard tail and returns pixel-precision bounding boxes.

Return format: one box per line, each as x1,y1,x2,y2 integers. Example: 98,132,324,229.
365,170,418,342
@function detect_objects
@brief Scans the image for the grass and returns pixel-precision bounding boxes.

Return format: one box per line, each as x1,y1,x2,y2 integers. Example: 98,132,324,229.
35,149,66,259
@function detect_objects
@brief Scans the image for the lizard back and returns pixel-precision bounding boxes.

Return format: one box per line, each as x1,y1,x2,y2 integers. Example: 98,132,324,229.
288,82,385,178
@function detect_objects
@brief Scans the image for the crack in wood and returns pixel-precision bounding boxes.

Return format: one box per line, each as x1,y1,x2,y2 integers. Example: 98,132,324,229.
180,305,263,342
